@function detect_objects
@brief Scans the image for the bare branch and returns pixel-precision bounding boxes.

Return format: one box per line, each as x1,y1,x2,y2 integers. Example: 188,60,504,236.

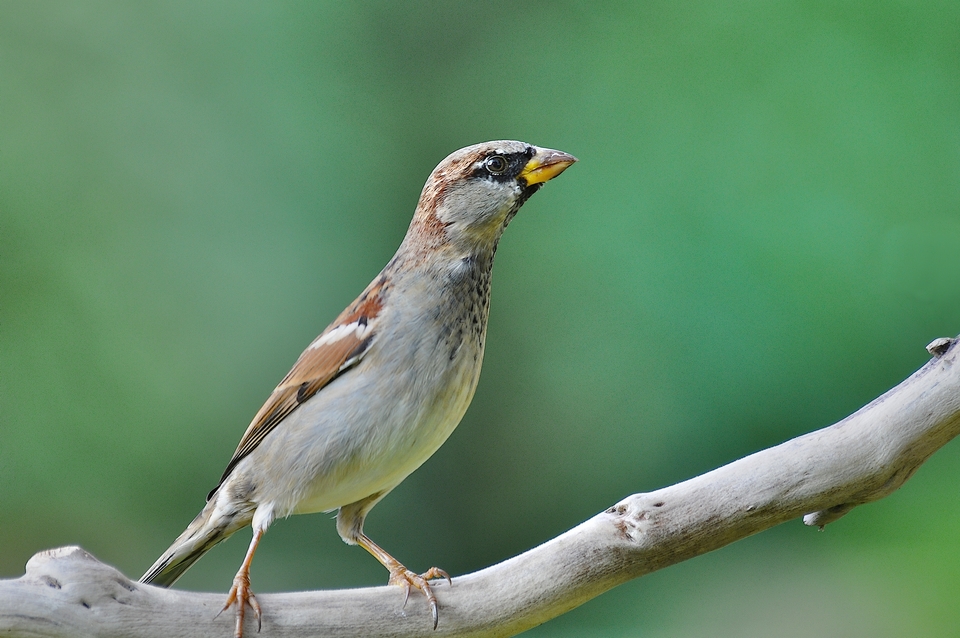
2,337,958,638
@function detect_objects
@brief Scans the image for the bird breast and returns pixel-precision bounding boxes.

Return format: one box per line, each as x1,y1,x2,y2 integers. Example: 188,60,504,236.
231,251,495,517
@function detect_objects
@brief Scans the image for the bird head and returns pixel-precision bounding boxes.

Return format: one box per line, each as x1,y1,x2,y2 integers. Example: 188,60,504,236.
408,141,577,255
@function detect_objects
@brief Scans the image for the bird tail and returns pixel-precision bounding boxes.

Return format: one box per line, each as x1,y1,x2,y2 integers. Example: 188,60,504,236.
140,495,251,587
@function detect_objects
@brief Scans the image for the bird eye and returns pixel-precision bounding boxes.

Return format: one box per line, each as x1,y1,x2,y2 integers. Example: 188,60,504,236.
484,155,508,175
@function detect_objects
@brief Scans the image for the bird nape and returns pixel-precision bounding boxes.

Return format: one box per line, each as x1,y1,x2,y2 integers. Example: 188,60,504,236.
140,140,576,637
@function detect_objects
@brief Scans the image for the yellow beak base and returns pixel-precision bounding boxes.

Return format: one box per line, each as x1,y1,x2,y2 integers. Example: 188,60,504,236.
519,148,578,186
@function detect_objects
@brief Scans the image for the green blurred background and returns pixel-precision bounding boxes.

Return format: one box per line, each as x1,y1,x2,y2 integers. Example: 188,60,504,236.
3,2,959,635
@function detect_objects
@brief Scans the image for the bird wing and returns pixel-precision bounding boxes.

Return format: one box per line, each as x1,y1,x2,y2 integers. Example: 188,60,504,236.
207,280,385,500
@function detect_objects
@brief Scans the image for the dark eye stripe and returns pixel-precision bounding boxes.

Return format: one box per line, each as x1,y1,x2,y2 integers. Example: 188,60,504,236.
472,150,533,182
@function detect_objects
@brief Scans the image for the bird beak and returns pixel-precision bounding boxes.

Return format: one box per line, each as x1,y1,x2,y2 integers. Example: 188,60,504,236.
519,148,578,186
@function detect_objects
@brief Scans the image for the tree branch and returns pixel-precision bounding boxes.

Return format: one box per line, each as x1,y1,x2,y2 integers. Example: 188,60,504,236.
2,336,959,638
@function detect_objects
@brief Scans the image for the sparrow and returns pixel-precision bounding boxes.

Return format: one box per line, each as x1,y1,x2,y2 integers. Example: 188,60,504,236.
139,140,576,637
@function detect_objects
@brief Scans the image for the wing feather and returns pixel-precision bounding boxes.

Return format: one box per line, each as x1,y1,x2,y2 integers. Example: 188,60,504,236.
207,281,385,499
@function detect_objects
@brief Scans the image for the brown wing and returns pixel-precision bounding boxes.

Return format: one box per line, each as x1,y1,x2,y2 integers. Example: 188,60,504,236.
207,283,384,500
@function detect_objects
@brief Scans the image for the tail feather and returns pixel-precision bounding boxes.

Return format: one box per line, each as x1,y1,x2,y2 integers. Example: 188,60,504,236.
140,497,249,587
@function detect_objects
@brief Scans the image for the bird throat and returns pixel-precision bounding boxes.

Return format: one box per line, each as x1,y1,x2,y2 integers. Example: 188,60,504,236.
438,251,494,362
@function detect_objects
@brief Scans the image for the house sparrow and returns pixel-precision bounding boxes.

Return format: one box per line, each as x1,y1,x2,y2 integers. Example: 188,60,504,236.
140,140,577,637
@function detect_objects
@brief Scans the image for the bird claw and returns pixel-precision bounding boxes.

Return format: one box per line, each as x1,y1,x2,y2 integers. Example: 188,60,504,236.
388,565,451,629
217,572,261,638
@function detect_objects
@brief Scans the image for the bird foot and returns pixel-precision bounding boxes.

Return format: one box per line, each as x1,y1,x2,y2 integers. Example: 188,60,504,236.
217,571,261,638
388,564,451,629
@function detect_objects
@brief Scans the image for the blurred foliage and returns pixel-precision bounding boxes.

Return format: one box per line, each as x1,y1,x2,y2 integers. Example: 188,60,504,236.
2,1,959,636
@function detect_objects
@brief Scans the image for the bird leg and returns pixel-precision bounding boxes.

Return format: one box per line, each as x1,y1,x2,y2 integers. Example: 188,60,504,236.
355,532,451,629
217,526,264,638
